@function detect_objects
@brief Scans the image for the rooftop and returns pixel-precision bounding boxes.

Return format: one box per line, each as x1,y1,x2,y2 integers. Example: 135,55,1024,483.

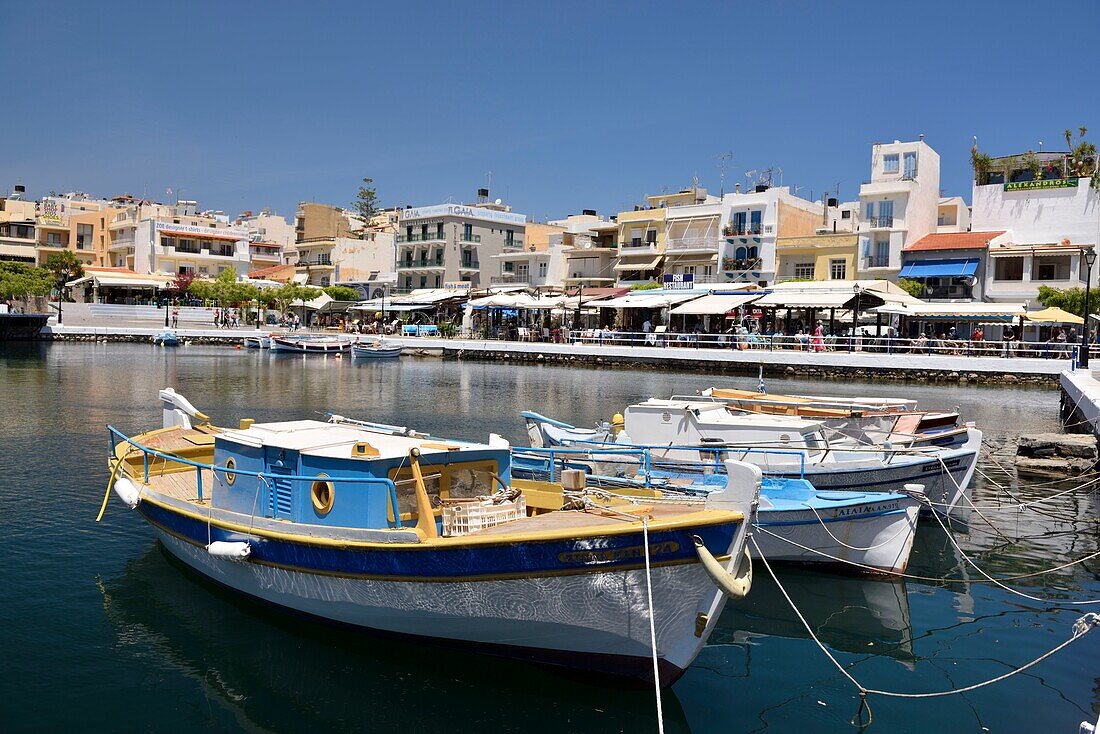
904,231,1007,252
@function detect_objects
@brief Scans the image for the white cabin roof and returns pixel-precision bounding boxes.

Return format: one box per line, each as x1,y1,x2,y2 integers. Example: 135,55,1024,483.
218,419,495,459
627,400,822,431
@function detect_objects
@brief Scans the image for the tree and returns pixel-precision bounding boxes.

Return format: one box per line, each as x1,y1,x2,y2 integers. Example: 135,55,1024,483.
1037,285,1097,317
0,262,53,301
170,271,195,296
43,251,84,302
1064,126,1100,191
352,176,378,225
323,285,359,301
896,278,926,299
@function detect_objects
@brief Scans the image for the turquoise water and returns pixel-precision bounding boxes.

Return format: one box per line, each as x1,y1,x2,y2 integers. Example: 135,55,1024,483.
2,342,1097,733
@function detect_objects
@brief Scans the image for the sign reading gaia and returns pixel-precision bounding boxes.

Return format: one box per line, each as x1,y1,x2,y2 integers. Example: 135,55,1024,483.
1004,177,1079,192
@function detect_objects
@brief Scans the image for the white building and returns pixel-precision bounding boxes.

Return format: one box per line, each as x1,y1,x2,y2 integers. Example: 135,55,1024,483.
236,209,295,268
664,200,724,285
720,185,823,285
857,139,941,278
110,200,251,277
972,152,1099,305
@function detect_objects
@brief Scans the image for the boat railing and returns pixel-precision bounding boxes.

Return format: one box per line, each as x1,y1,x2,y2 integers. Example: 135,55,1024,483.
518,443,808,483
107,425,402,524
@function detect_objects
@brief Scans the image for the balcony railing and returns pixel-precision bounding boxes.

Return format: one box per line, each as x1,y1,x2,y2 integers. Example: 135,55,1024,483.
620,241,658,250
867,216,894,229
397,232,446,243
724,224,763,236
175,244,201,254
460,233,481,243
398,259,444,269
721,257,763,272
459,261,480,269
666,236,721,251
863,256,891,269
503,238,523,249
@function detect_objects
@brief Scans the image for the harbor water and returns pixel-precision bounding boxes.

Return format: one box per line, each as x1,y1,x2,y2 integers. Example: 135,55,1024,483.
2,342,1097,733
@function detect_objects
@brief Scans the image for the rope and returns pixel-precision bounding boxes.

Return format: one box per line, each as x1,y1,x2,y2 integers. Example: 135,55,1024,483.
96,448,135,522
797,500,917,552
641,515,665,734
750,536,1100,715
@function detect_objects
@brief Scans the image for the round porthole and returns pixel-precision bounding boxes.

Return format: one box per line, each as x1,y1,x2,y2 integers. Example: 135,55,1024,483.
311,474,335,516
224,457,236,485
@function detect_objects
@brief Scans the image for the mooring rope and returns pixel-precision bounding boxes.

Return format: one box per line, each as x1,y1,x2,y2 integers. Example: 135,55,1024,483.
796,500,918,552
641,515,665,734
749,535,1100,727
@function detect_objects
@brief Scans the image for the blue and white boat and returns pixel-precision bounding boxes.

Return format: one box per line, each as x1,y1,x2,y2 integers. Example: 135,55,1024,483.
270,335,351,354
152,330,180,346
513,449,922,575
523,399,982,518
102,389,760,687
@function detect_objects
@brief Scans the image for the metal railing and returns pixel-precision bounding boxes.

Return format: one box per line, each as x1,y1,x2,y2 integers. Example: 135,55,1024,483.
460,234,481,243
666,236,721,251
106,424,401,524
724,224,763,236
867,216,894,228
863,256,891,269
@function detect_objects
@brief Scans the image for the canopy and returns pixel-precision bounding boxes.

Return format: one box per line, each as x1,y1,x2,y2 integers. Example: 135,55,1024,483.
670,293,760,315
69,272,173,289
612,256,662,272
1026,306,1085,325
399,288,467,305
593,291,699,309
872,302,1027,321
753,290,854,309
291,292,333,310
899,258,979,279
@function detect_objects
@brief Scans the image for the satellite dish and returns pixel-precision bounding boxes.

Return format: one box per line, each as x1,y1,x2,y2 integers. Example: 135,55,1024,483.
495,198,502,205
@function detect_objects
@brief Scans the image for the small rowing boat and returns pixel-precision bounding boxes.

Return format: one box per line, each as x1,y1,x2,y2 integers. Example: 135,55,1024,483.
102,389,761,687
152,330,180,347
352,340,403,359
243,335,272,349
270,335,351,354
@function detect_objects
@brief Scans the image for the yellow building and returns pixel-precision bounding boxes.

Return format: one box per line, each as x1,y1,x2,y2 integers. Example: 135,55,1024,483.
615,188,712,284
774,233,860,282
36,195,121,267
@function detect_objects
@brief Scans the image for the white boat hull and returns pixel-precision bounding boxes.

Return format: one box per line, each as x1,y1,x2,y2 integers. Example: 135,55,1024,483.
752,499,921,574
153,528,733,681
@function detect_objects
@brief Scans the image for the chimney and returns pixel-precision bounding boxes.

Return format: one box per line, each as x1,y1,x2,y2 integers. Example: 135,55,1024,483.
582,208,596,217
734,183,741,194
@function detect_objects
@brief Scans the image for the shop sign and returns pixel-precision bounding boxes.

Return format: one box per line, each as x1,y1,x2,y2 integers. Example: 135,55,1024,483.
1004,177,1079,192
662,273,694,290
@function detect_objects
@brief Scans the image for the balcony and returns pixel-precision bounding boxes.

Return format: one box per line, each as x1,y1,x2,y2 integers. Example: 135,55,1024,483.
397,232,446,243
503,238,523,249
721,257,763,272
398,258,445,270
619,241,658,252
866,216,894,229
862,256,892,269
175,243,201,254
460,233,481,243
666,235,721,252
491,275,528,285
724,224,763,237
459,261,480,270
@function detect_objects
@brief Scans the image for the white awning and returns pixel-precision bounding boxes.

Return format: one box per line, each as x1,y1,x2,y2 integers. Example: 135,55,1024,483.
872,302,1027,318
76,273,174,289
291,292,333,310
397,288,466,304
593,292,699,309
753,291,854,308
670,293,760,315
291,273,309,284
613,256,662,271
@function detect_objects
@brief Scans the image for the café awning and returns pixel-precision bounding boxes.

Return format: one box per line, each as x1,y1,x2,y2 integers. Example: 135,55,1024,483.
898,258,980,278
68,272,173,289
593,291,699,309
670,293,760,315
753,290,854,309
613,255,662,271
872,302,1027,321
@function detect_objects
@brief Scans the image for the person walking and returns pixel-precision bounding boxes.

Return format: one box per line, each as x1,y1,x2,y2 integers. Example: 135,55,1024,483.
811,321,825,352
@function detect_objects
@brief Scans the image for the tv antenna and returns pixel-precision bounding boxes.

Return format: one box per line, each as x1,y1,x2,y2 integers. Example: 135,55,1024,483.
717,151,733,196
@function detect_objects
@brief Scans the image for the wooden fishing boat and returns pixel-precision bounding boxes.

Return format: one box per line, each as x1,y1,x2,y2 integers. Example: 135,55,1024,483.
270,335,351,354
102,389,760,687
522,401,982,518
352,340,403,359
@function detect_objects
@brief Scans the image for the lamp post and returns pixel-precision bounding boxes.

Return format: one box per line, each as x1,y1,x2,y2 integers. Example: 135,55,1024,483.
1083,248,1096,368
850,284,861,353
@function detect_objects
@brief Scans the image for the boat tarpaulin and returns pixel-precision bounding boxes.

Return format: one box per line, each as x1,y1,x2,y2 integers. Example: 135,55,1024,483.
898,258,979,278
670,293,760,315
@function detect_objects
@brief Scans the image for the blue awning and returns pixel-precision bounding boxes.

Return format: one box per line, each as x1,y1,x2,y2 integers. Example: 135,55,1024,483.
899,258,979,278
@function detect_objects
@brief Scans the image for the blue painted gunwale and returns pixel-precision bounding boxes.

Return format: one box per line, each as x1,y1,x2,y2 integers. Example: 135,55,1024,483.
136,497,742,582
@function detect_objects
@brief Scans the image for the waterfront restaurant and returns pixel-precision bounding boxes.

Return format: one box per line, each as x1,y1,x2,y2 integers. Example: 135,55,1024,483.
67,267,173,304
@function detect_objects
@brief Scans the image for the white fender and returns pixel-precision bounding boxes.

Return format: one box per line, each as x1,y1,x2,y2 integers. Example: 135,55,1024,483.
206,541,251,561
113,476,141,508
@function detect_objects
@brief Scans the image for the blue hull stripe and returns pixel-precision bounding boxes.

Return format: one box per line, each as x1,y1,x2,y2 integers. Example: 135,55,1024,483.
137,501,740,581
756,507,909,527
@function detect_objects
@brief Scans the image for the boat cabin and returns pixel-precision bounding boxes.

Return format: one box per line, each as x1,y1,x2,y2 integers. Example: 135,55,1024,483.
211,420,511,531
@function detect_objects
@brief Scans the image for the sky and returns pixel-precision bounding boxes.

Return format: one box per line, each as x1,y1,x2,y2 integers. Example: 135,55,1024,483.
2,0,1098,222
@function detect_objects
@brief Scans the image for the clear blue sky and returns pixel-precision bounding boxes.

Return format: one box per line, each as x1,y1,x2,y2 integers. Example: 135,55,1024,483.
2,0,1098,221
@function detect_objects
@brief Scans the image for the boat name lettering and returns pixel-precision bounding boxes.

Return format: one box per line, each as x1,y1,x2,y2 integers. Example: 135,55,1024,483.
833,501,900,517
558,541,680,564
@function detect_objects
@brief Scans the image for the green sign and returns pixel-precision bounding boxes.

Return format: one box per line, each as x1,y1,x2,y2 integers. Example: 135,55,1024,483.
1004,177,1079,192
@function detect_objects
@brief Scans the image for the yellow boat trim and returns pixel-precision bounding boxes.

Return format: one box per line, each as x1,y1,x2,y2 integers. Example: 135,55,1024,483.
136,489,743,551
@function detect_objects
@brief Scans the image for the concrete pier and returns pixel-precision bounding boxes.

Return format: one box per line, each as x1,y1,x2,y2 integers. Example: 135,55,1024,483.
1060,368,1100,435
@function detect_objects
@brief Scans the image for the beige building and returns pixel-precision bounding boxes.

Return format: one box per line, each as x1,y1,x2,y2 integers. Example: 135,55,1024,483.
615,187,713,285
293,202,396,289
0,187,38,264
36,193,121,267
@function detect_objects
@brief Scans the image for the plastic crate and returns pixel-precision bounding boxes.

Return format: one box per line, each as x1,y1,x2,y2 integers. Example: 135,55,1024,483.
441,495,527,537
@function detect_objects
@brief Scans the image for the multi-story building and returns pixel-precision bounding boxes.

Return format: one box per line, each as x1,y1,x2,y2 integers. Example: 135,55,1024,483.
664,198,723,285
396,191,526,291
491,221,565,288
36,193,120,267
563,218,618,289
774,197,863,283
857,139,941,277
721,185,823,285
0,186,38,264
292,201,395,289
236,209,295,269
108,199,251,277
614,187,712,286
970,150,1098,306
898,231,1008,301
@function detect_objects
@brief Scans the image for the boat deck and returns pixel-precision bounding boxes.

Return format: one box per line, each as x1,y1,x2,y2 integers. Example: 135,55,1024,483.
144,469,216,505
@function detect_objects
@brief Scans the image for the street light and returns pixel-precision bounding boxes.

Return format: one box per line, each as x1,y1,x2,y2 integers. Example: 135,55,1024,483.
850,284,862,353
1082,248,1097,368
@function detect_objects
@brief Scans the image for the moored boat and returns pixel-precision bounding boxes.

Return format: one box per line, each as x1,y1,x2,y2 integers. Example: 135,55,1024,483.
103,389,761,686
270,335,351,354
243,335,272,349
152,330,180,346
352,340,403,359
522,402,982,518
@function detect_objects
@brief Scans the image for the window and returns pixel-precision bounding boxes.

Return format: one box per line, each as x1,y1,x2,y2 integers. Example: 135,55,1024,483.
841,210,851,219
735,246,747,259
749,210,762,234
538,262,548,277
503,261,514,273
629,228,642,246
406,226,413,240
829,259,847,280
419,276,427,288
682,265,695,275
1034,256,1071,281
794,262,815,279
883,154,899,174
732,211,747,234
878,200,894,227
506,229,515,245
463,223,473,241
517,264,529,280
903,152,917,179
436,223,444,239
420,224,429,239
434,275,441,287
703,265,713,277
645,229,657,245
75,224,93,249
994,257,1024,281
46,232,62,246
865,202,874,219
874,239,890,268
